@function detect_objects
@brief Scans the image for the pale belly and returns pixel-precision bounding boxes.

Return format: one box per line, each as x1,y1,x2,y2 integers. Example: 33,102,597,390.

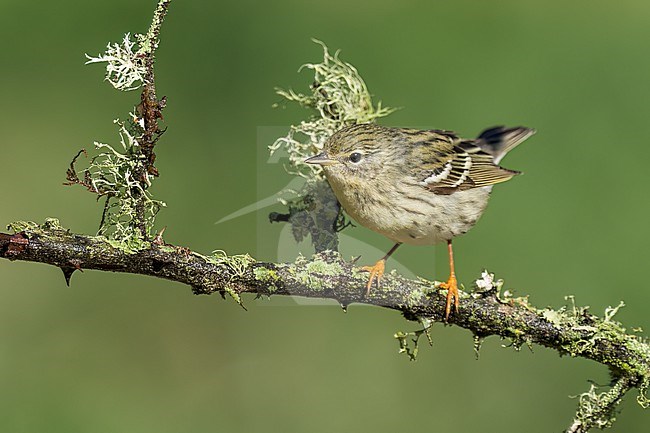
328,177,492,246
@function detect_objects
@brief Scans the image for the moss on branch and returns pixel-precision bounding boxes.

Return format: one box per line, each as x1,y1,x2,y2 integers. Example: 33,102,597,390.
4,3,648,431
1,220,648,433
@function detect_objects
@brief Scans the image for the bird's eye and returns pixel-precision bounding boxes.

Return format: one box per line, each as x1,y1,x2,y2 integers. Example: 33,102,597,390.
349,152,362,163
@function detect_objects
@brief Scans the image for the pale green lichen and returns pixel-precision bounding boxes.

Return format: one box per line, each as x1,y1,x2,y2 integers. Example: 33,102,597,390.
10,218,150,254
137,0,170,56
9,219,66,235
304,258,343,276
206,250,254,277
639,377,650,408
87,116,165,244
501,328,531,352
253,267,281,293
7,221,39,233
404,287,427,308
106,236,151,254
570,382,627,431
156,244,177,253
541,296,592,333
42,218,65,231
395,318,434,361
540,297,639,367
293,254,308,267
538,296,650,421
473,334,485,359
296,268,325,291
199,250,255,306
76,0,171,250
293,254,345,291
270,39,396,179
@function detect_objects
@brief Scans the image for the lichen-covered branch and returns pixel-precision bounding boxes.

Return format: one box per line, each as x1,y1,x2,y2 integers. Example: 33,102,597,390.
567,376,637,433
138,0,171,176
71,0,172,243
1,220,648,433
6,3,648,431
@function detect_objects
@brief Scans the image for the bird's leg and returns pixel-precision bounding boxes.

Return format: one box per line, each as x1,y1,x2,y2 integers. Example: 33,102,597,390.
439,240,460,321
361,242,401,296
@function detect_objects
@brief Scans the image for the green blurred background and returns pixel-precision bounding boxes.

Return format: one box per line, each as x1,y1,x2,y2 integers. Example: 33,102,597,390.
1,0,649,431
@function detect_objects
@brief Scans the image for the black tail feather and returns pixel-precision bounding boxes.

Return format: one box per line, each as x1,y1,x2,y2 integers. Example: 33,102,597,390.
477,126,535,163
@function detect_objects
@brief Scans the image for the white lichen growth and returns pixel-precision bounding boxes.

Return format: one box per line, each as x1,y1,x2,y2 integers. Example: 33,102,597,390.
270,39,396,178
85,114,164,246
604,301,625,322
473,270,508,300
200,250,256,306
475,270,495,291
569,383,624,431
85,33,147,91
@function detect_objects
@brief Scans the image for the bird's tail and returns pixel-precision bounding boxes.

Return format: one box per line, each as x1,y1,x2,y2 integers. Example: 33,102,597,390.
477,126,536,164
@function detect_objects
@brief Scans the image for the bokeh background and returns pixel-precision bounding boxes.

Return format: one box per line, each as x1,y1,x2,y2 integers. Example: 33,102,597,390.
1,0,649,432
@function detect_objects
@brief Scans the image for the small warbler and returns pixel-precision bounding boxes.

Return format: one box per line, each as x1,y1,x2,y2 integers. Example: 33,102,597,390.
305,123,535,320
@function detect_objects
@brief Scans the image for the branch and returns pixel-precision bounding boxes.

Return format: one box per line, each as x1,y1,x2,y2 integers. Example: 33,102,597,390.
133,0,171,236
74,0,172,242
6,3,648,431
138,0,171,176
2,220,649,433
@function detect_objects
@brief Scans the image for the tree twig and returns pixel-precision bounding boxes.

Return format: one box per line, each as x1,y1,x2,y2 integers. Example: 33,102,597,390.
132,0,171,237
5,2,648,431
1,220,648,433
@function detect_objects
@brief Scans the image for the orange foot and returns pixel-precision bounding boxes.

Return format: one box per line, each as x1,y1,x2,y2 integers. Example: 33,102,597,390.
439,273,460,321
361,259,386,296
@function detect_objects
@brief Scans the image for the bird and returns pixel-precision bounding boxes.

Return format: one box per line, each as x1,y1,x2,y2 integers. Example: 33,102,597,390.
305,123,535,320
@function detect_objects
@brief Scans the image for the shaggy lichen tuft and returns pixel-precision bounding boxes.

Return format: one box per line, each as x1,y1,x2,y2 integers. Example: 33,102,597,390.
270,39,396,179
85,33,147,91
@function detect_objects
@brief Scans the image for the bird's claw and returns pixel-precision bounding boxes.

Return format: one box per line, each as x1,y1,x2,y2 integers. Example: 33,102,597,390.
361,259,386,296
439,273,460,321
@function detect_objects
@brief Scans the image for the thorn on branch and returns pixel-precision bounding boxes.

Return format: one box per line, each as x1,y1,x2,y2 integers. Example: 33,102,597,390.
61,268,76,286
61,259,83,286
152,226,166,245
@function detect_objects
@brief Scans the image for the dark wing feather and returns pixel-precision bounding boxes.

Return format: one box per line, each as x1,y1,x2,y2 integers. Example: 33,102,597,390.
413,132,521,195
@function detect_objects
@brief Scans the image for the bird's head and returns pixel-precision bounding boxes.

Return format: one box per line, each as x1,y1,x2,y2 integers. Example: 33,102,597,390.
305,124,400,184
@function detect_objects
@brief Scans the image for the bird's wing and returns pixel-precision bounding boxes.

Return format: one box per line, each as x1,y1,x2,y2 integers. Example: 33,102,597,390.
413,134,520,195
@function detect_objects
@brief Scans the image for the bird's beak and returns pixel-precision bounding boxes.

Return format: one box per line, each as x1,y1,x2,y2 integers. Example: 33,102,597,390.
304,153,339,166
